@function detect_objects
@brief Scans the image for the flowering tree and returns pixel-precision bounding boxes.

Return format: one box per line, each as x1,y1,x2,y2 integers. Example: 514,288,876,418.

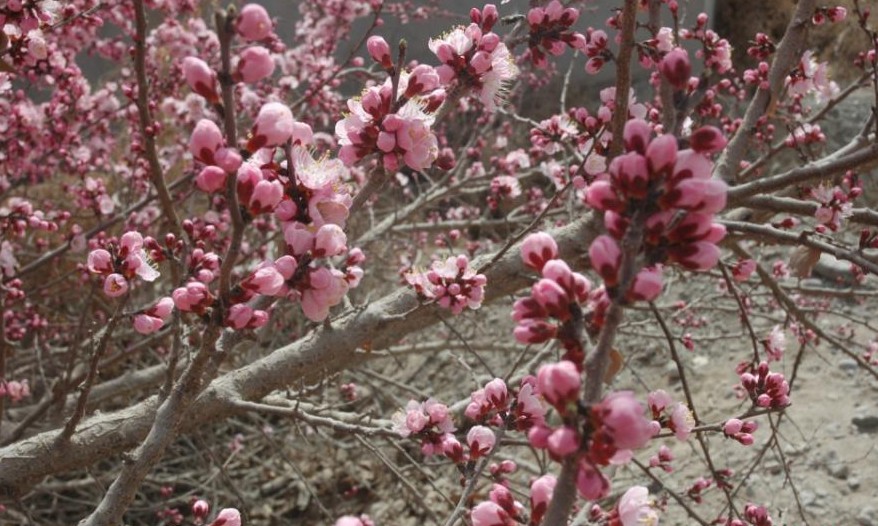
0,0,877,525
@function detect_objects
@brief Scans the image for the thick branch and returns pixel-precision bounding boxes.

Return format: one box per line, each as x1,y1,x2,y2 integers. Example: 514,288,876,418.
713,0,816,182
0,215,600,500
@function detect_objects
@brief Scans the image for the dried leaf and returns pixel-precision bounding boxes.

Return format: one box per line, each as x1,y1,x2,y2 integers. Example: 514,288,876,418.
789,245,821,278
603,348,624,384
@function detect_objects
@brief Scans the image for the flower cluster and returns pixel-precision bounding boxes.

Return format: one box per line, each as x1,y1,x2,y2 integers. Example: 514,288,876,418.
87,232,160,298
528,370,656,501
739,361,791,409
405,254,486,314
336,67,442,171
599,486,660,526
513,232,591,363
585,119,728,301
647,389,695,441
524,0,586,68
0,378,30,403
429,6,519,110
391,398,456,456
722,418,758,446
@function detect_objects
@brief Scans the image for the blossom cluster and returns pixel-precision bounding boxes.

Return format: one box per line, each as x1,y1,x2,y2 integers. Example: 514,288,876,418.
428,5,519,110
524,0,586,68
513,232,592,363
585,119,728,302
405,254,486,314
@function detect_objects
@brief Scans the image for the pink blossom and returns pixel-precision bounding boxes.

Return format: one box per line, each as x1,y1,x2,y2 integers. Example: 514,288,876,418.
87,249,113,274
467,425,496,458
536,360,580,408
669,403,694,441
366,36,392,69
521,232,558,271
2,380,30,403
471,501,510,526
196,166,228,193
182,56,219,103
314,224,347,257
249,179,284,214
660,47,691,89
236,4,273,41
192,500,209,520
689,126,727,154
209,508,241,526
173,282,212,313
598,391,653,450
103,273,128,298
236,46,275,83
190,119,224,164
576,462,610,501
529,475,556,525
589,235,622,286
248,102,294,151
617,486,659,526
628,266,663,301
547,426,579,456
242,265,285,296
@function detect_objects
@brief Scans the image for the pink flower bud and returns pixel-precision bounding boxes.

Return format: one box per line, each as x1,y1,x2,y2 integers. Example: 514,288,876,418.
314,224,347,257
628,265,663,302
182,57,219,103
598,390,653,450
226,303,254,329
209,508,241,526
536,360,581,407
547,426,579,456
236,4,273,41
576,463,610,501
248,102,295,152
214,148,243,173
530,475,556,525
689,125,727,153
274,255,298,280
236,46,275,83
660,47,692,89
531,278,570,316
249,179,284,214
192,500,209,519
366,35,393,69
467,425,496,458
471,501,509,526
723,418,743,436
484,378,508,407
196,166,228,193
589,235,622,286
243,265,285,296
585,180,623,212
521,232,558,271
133,314,163,334
669,241,721,271
623,119,651,154
646,134,678,177
190,119,224,164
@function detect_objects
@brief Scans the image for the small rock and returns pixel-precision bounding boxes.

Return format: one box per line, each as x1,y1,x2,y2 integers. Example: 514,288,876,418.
858,506,878,526
839,358,859,375
852,412,878,433
665,362,681,381
848,477,861,491
823,450,850,479
799,490,817,506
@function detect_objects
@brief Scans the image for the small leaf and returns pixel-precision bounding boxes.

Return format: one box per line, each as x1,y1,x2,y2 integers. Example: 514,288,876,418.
789,245,821,278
